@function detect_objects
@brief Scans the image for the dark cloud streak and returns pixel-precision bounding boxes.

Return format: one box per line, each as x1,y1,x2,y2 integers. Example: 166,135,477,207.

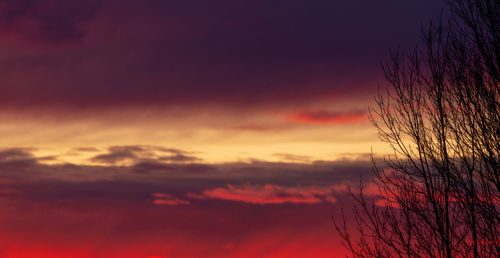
90,145,199,165
0,0,103,46
0,0,445,111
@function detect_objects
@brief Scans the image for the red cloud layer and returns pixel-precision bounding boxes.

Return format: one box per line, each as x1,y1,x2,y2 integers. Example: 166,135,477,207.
0,147,377,257
188,184,337,204
0,191,347,258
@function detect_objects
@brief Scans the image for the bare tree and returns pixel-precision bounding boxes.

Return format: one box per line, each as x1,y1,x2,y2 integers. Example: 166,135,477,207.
334,1,499,257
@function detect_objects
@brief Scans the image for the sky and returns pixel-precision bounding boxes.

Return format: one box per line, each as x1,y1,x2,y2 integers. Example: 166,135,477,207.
0,1,444,257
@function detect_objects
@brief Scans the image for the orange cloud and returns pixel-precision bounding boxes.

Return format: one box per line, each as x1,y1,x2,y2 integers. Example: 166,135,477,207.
188,184,337,204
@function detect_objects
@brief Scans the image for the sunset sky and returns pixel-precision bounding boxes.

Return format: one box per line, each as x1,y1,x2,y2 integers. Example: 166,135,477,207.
0,1,444,257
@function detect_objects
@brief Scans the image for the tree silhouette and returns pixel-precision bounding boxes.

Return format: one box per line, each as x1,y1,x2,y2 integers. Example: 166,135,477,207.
335,0,499,257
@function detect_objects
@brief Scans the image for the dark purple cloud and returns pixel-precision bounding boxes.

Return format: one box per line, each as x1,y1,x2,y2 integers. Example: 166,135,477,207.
90,145,198,164
0,0,102,46
0,0,445,111
0,148,34,161
0,148,57,170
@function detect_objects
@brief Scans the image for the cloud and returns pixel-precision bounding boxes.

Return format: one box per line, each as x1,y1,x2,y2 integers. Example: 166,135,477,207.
0,148,57,168
188,184,338,205
0,146,376,187
230,125,275,131
0,0,103,46
0,147,380,256
131,161,174,174
0,1,444,112
91,146,139,164
128,161,213,176
152,193,190,206
291,109,367,124
90,145,199,165
73,147,100,152
272,153,311,162
0,148,34,161
159,154,200,163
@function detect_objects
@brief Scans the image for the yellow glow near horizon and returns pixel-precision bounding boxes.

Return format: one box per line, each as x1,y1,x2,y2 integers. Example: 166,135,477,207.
1,121,391,165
